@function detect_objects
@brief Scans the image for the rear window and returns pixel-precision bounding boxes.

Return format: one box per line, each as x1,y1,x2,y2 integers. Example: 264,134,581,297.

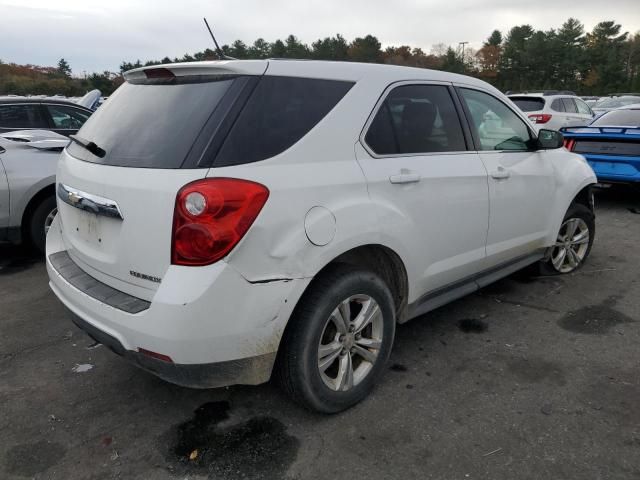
591,110,640,127
67,78,238,168
214,76,354,166
0,104,48,129
510,97,545,112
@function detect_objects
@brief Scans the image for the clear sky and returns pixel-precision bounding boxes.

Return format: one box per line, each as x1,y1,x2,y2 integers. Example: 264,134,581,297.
1,0,639,74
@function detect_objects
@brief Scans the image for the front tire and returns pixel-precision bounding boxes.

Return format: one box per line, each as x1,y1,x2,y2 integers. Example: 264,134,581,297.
277,265,396,413
539,203,595,275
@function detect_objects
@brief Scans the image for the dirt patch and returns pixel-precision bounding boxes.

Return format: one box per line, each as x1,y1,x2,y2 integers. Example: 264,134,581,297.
558,297,635,334
4,441,66,477
161,401,299,479
458,318,488,333
506,357,566,386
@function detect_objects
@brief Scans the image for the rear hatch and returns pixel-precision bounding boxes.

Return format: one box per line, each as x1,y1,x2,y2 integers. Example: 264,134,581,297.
55,61,267,300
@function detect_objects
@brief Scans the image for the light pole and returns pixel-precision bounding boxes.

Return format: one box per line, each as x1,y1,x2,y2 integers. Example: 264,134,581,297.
458,42,469,72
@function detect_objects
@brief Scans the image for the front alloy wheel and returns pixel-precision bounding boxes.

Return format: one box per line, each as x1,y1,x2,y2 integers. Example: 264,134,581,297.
550,217,590,273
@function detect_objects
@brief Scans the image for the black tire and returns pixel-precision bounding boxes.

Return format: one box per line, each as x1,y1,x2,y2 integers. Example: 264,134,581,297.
538,203,595,275
28,196,57,255
276,264,396,413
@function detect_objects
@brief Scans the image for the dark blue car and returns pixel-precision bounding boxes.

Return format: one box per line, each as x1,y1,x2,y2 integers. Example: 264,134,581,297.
560,105,640,183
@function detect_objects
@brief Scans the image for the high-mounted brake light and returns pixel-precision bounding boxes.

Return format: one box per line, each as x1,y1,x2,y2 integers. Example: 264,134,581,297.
528,113,552,124
144,67,175,79
171,178,269,266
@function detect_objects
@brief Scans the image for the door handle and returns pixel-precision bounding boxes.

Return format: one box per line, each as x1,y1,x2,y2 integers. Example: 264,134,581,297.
389,170,421,184
490,166,510,180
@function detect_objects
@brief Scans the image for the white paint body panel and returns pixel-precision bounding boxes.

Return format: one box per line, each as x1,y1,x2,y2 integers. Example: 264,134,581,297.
47,60,596,383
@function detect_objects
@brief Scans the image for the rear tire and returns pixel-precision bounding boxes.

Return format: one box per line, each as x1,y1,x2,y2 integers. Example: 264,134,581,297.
538,203,595,275
28,196,57,255
276,265,395,413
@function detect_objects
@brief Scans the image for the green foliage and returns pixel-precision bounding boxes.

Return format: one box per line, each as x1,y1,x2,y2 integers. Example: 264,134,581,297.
2,19,639,97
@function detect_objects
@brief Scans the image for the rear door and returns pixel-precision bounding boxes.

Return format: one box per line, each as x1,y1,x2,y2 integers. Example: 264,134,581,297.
456,87,556,266
574,98,594,125
55,69,263,301
356,82,489,299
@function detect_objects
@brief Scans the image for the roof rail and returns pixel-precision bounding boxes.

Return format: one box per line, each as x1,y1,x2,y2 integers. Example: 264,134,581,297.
506,90,576,96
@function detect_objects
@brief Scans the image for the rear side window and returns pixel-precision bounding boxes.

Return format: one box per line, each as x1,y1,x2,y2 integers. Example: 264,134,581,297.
46,104,91,130
0,104,48,129
510,97,545,112
562,98,578,113
68,78,237,168
214,76,353,166
365,84,467,155
551,99,565,112
591,110,640,127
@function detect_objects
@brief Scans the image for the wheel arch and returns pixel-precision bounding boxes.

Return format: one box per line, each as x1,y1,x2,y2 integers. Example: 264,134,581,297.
20,183,56,241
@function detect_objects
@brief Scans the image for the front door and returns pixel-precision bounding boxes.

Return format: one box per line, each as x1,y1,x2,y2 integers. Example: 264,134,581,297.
456,87,556,267
355,82,489,303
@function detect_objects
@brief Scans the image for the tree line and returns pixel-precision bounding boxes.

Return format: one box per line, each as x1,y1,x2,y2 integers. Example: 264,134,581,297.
1,18,639,97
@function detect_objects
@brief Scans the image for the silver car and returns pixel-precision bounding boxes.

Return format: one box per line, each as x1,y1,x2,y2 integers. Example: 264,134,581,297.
0,130,68,253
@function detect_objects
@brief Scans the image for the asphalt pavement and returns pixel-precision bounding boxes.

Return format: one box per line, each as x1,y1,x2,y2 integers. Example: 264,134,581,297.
1,186,639,480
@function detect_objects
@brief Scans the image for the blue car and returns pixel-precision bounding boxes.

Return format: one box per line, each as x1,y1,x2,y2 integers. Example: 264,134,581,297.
560,105,640,183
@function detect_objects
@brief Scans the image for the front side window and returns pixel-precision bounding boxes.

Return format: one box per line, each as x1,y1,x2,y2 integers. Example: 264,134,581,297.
459,88,533,151
0,104,48,129
574,99,592,115
46,105,91,129
365,84,467,155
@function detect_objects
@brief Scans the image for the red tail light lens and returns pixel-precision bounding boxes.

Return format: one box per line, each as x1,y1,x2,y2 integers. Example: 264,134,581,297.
528,114,552,124
563,139,576,151
171,178,269,266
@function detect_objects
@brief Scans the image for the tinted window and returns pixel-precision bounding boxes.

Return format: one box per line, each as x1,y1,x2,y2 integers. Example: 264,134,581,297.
510,97,545,112
46,104,91,129
215,77,353,166
551,99,565,112
365,85,466,155
460,88,532,151
68,78,237,168
574,99,592,115
591,110,640,127
562,98,578,113
0,104,48,129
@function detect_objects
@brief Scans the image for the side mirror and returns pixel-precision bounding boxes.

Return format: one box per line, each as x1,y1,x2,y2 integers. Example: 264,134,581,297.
536,129,564,149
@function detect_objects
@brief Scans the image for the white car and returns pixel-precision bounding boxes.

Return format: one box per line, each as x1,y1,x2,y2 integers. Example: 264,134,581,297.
591,95,640,117
46,60,597,413
509,93,594,131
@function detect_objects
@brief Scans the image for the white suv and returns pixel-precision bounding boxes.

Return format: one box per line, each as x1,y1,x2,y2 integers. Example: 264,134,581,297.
509,92,594,131
47,60,596,413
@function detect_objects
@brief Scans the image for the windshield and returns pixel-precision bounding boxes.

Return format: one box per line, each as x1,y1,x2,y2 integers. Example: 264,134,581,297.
594,96,640,109
591,109,640,127
510,97,545,112
67,77,238,168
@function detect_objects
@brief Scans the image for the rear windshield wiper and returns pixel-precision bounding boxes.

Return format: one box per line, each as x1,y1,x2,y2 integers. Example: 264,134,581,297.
69,135,106,158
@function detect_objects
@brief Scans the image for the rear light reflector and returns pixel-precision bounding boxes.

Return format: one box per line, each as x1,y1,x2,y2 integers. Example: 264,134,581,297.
528,114,552,124
171,178,269,266
138,348,173,363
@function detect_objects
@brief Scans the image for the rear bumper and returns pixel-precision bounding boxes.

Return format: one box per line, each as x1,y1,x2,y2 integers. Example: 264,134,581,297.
67,310,275,388
46,215,310,388
585,155,640,183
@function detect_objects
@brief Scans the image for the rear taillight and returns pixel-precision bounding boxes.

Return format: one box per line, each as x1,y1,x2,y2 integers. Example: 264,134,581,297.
171,178,269,266
563,139,576,151
528,113,552,124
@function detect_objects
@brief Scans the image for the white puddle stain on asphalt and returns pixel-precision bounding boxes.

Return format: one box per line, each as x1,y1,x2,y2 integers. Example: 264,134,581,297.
72,364,94,373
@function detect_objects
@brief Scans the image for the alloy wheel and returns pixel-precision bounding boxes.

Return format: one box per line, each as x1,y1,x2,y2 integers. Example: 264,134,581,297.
317,294,384,392
550,217,590,273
